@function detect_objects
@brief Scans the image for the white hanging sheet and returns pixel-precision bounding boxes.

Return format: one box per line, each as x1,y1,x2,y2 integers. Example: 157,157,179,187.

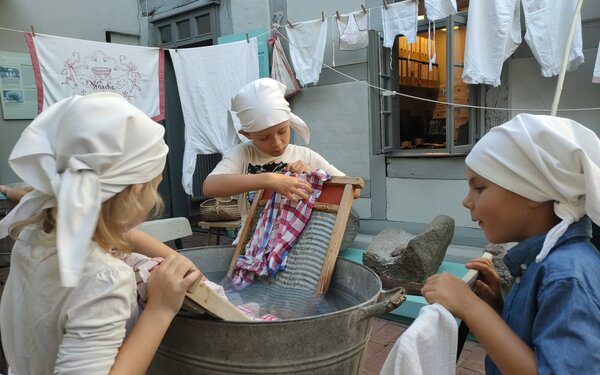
25,32,164,120
169,39,259,195
336,11,369,51
522,0,584,78
424,0,457,21
381,0,418,48
285,19,328,86
462,0,521,87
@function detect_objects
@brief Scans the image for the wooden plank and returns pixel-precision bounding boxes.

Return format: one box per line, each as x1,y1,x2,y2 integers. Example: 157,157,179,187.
225,189,264,280
315,183,356,294
184,279,253,321
461,252,493,287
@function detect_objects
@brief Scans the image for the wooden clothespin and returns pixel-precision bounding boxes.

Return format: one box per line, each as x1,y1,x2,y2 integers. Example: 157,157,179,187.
245,33,249,43
30,25,36,37
174,42,178,53
383,0,388,10
361,4,368,14
287,20,294,28
321,11,325,22
336,10,340,19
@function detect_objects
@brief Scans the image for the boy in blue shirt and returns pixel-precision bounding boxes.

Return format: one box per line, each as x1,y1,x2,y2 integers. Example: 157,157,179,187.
422,114,600,374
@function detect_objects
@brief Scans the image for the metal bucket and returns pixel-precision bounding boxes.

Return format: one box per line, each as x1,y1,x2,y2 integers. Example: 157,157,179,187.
148,246,405,375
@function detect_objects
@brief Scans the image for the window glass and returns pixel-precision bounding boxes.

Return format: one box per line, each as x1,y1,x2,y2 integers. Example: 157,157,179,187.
453,24,470,146
196,14,211,35
177,20,191,39
396,21,470,151
159,25,172,44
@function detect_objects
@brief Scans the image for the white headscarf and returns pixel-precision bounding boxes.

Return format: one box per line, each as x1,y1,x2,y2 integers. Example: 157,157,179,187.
231,78,310,143
466,113,600,262
0,92,169,287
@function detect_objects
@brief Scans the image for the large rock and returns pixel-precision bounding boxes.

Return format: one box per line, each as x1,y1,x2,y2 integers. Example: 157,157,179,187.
340,207,360,250
484,243,514,294
363,215,455,290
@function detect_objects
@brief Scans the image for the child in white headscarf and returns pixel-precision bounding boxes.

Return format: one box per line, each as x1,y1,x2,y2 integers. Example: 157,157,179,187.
0,93,201,374
422,114,600,374
203,78,352,235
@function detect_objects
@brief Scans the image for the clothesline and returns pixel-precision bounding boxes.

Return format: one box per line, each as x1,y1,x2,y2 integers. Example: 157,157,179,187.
275,29,600,113
2,22,599,113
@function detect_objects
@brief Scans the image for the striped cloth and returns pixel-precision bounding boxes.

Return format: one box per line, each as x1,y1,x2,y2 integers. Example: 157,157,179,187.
232,169,329,289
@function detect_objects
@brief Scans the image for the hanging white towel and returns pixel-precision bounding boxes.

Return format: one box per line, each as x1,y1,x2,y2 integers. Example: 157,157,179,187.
24,33,164,121
169,40,259,196
522,0,584,78
381,0,418,48
594,40,600,84
423,0,457,71
285,19,328,86
424,0,457,21
462,0,521,86
380,303,458,375
337,11,369,51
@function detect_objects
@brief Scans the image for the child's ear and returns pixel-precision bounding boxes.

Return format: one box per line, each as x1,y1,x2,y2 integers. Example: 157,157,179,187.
238,130,250,139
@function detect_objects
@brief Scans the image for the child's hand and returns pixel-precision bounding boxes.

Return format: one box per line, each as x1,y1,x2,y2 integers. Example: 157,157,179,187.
421,272,480,320
267,173,313,202
466,256,504,314
287,160,312,174
145,255,201,319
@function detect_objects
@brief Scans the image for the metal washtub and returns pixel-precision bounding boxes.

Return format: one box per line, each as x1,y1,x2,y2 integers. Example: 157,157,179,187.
148,246,405,375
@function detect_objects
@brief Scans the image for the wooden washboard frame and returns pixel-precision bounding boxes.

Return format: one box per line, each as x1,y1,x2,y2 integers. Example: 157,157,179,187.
225,176,364,295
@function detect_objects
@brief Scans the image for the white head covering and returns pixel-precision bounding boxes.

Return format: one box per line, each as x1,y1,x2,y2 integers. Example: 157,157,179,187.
466,113,600,262
231,78,310,143
0,92,168,287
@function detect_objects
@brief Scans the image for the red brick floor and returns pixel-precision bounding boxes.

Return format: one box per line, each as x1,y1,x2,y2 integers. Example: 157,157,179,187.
363,317,486,374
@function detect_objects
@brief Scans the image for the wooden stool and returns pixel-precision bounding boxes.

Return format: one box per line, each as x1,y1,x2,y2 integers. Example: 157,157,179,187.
198,220,241,245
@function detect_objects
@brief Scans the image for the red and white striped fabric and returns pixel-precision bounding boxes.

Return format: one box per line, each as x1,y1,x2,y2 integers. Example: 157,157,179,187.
232,169,330,289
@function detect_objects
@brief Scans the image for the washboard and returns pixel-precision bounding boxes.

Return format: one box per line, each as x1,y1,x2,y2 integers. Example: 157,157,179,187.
225,176,364,295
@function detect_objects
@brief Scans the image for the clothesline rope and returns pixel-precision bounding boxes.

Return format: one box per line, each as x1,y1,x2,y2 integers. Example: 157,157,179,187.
275,30,600,113
2,19,599,113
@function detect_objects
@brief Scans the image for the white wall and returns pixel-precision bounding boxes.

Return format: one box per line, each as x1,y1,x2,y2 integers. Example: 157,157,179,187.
509,49,600,133
0,0,149,182
386,178,473,228
290,81,371,218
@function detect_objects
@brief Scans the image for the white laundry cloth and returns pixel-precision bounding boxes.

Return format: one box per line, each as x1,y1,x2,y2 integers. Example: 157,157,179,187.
24,33,164,120
380,303,457,375
381,0,418,48
462,0,521,86
231,78,310,143
594,40,600,83
336,11,369,50
0,93,168,286
169,40,259,195
522,0,584,77
466,114,600,262
424,0,457,21
285,19,328,86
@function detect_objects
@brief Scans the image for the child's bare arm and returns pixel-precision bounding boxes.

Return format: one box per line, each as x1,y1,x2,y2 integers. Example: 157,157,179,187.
422,273,537,375
203,173,313,202
109,255,201,375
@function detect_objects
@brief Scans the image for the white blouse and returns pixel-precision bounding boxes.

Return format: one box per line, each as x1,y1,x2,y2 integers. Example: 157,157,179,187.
1,229,137,374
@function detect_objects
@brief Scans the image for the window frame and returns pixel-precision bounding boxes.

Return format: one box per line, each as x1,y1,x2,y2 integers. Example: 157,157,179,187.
370,13,479,157
149,1,220,49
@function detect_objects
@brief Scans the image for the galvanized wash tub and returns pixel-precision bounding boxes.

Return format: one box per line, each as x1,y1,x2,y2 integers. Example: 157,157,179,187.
148,246,405,375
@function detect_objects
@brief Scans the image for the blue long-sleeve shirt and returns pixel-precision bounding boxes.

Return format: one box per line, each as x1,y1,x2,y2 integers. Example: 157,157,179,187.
486,217,600,374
